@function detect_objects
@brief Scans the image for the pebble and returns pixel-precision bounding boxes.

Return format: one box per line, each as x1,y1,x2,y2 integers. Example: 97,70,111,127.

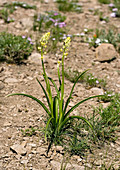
55,146,63,153
36,147,46,155
90,87,104,95
116,147,120,152
50,160,61,169
0,81,5,90
116,141,120,145
21,159,28,165
10,144,27,156
4,78,19,83
28,143,37,148
28,53,41,64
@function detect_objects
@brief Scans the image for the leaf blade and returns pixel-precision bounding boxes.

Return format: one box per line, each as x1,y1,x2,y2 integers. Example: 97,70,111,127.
7,93,51,116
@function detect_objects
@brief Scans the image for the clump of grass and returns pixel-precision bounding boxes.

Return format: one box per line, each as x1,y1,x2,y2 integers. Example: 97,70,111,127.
86,92,120,143
98,0,111,4
99,12,109,22
0,2,36,23
0,32,33,64
0,8,14,23
21,126,38,137
4,1,36,10
64,68,106,89
98,91,115,102
66,92,120,155
56,0,83,13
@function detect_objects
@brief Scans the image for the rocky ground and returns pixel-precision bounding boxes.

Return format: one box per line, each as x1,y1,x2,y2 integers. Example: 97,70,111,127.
0,0,120,169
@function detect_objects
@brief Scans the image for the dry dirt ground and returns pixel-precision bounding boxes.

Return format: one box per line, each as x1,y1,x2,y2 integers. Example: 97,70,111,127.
0,0,120,169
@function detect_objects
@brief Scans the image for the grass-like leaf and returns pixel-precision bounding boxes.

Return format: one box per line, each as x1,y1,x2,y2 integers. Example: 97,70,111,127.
7,93,51,116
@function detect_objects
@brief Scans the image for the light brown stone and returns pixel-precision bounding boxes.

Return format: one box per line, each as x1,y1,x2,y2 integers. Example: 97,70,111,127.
95,43,118,62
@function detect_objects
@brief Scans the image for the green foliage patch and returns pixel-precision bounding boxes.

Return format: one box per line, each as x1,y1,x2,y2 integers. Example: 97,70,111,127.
0,1,36,23
56,0,83,13
64,68,106,89
0,32,33,64
34,11,67,50
87,29,120,51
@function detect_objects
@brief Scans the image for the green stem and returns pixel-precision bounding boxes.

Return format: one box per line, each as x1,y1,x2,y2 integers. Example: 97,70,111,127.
59,52,65,125
41,48,53,114
61,53,64,103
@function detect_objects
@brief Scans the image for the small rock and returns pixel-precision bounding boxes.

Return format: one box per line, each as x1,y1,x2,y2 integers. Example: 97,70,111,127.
44,0,49,3
50,160,61,170
110,143,115,147
20,18,33,29
96,43,118,62
0,67,4,73
31,150,37,154
66,163,84,170
116,84,120,88
4,78,19,83
90,87,104,95
78,158,82,162
68,102,75,107
21,159,28,165
95,160,102,165
4,121,11,126
116,141,120,145
28,143,36,148
10,144,27,156
0,81,4,90
28,53,41,64
21,141,27,148
56,146,63,153
102,102,110,109
14,22,22,29
36,147,46,155
99,153,103,156
116,147,120,152
85,163,92,168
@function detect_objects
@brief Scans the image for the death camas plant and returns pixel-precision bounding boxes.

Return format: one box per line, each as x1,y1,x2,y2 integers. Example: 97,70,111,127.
7,32,102,153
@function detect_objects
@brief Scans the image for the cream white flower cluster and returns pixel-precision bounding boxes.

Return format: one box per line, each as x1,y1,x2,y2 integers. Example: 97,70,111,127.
40,32,50,47
38,32,50,59
60,37,71,57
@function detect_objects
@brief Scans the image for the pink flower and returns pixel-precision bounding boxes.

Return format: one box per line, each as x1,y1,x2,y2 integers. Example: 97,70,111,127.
58,22,66,28
49,18,55,22
54,12,58,16
112,8,118,12
22,35,26,39
108,3,115,7
54,22,58,26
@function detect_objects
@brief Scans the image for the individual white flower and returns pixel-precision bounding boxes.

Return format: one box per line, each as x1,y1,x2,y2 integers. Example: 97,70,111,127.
95,38,101,44
84,28,88,32
110,13,116,17
96,80,99,84
80,32,85,36
75,33,80,36
104,39,108,43
108,94,112,97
